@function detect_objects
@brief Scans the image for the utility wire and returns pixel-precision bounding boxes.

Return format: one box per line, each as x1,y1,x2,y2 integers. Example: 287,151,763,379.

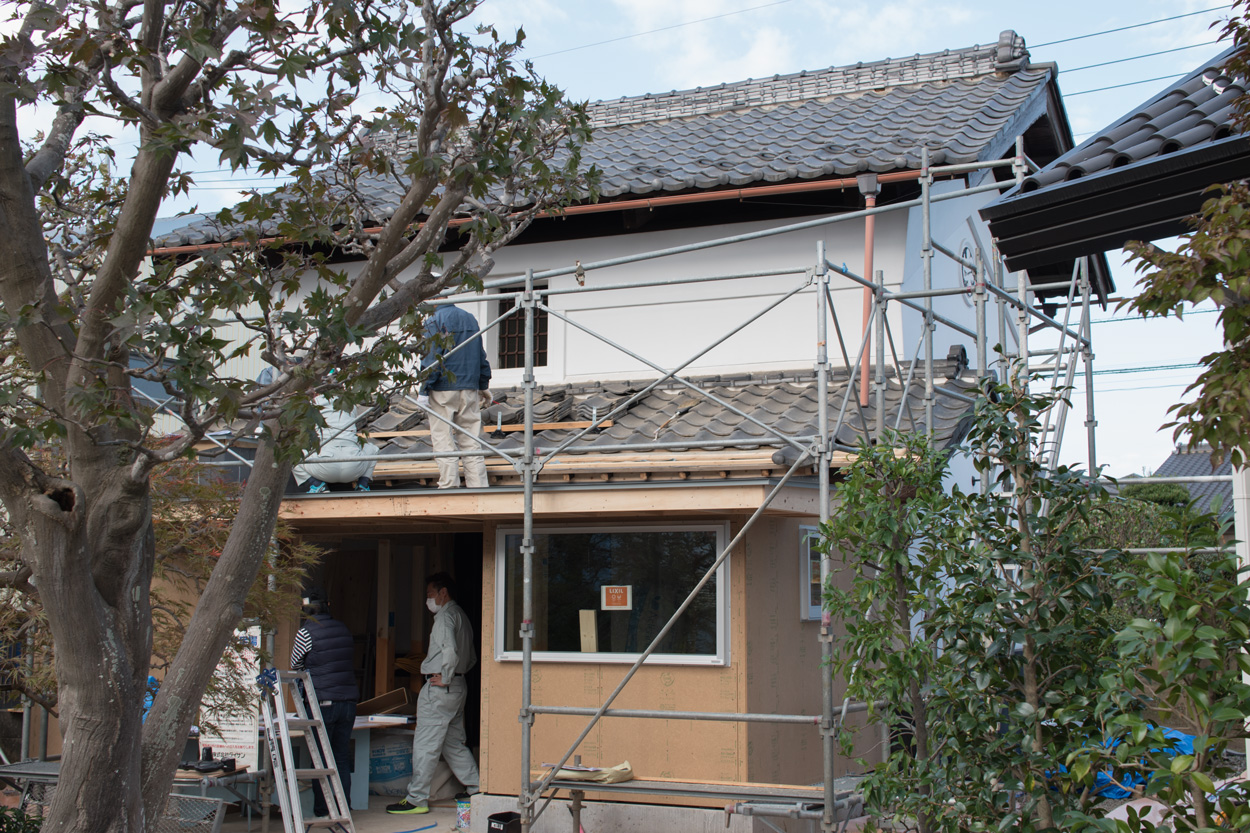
1062,40,1220,73
1067,73,1189,97
529,0,794,59
1091,308,1218,324
1093,362,1203,376
1032,5,1233,48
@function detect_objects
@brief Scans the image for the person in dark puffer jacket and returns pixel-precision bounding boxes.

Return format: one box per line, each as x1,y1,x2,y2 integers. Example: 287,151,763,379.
291,592,359,817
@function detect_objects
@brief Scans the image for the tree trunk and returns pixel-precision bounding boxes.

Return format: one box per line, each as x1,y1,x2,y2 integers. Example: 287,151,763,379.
892,559,931,833
139,439,293,821
1015,461,1053,830
23,459,156,833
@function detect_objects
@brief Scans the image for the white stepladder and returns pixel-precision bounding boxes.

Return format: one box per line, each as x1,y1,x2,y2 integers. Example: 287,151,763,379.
257,668,355,833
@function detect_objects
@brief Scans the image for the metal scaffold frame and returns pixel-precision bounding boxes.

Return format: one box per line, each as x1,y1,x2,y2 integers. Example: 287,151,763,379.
413,140,1100,833
90,141,1103,832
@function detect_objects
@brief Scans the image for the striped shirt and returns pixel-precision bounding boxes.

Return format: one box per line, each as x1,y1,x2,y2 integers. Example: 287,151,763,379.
290,627,314,670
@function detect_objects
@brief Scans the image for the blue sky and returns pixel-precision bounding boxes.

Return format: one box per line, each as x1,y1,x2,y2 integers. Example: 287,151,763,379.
168,0,1237,478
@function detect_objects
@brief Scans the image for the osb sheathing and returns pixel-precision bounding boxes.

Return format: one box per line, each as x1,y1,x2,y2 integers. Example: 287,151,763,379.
743,516,873,784
477,514,866,802
479,520,749,805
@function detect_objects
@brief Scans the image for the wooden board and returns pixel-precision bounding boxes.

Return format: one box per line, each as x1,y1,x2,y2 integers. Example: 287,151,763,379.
363,420,613,438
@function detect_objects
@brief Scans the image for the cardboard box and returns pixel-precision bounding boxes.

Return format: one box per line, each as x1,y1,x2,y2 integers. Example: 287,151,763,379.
357,687,415,716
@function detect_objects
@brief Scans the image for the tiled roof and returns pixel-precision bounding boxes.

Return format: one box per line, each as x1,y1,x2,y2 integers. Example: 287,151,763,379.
1018,47,1245,193
1152,446,1232,516
366,362,976,472
154,32,1052,248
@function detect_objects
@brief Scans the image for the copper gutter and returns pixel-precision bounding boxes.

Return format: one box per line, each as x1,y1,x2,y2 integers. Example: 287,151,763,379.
860,193,876,408
149,169,926,256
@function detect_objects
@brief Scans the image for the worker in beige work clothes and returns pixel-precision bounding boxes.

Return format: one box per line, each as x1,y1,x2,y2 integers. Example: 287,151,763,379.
387,573,480,815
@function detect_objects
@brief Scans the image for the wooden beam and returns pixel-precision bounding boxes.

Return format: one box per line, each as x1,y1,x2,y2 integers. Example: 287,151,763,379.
375,540,394,697
363,420,613,438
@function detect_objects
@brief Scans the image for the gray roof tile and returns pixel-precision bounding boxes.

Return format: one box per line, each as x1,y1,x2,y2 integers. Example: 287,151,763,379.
1150,446,1233,516
156,33,1048,248
364,362,976,468
1018,47,1245,193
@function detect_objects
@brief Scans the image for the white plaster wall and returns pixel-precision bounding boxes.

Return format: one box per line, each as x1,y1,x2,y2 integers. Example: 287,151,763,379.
900,176,1014,377
440,211,913,389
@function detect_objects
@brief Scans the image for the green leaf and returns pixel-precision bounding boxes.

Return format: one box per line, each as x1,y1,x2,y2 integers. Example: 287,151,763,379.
1170,755,1195,774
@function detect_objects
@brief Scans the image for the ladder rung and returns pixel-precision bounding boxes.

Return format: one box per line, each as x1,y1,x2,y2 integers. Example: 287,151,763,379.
295,768,337,779
278,718,319,728
306,817,353,828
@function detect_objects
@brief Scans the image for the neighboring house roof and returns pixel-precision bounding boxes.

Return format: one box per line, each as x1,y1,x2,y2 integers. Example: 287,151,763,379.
981,46,1250,273
1151,444,1233,516
154,31,1060,249
355,361,977,487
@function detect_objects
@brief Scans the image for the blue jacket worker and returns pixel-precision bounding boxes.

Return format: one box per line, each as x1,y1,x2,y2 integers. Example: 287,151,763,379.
387,573,480,815
420,304,491,489
291,593,358,818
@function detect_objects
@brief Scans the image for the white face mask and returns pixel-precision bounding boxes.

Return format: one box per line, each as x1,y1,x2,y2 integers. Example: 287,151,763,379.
426,597,443,614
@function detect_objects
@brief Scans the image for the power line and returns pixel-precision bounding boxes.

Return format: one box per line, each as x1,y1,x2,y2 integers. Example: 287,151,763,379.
1067,73,1189,97
1032,5,1233,48
1091,308,1219,324
1062,40,1220,73
528,0,794,59
1093,362,1203,376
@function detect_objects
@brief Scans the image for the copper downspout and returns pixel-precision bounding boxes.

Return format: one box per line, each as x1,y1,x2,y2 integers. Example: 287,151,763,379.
149,169,925,256
857,174,880,408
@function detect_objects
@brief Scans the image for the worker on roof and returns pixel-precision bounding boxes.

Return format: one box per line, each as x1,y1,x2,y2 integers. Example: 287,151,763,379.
388,572,480,815
420,303,492,489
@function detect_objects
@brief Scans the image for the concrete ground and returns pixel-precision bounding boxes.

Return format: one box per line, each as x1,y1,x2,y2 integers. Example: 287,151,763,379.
219,796,462,833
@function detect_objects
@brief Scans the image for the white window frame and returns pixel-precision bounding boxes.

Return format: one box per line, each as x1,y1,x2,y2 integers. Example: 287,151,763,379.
800,525,823,621
494,522,731,666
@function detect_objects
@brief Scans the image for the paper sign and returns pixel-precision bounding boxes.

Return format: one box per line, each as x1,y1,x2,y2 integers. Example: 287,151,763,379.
600,585,632,611
198,626,262,771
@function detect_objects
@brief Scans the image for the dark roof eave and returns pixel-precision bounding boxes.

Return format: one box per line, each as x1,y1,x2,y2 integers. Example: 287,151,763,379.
982,132,1250,220
983,135,1250,269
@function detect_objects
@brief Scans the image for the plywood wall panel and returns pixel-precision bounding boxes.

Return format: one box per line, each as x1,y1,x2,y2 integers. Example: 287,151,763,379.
478,520,751,800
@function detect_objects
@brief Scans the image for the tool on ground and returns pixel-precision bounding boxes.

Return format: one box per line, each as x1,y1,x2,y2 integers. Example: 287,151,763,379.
257,668,355,833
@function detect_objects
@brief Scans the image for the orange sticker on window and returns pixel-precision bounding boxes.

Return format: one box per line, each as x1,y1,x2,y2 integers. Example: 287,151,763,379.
600,585,633,611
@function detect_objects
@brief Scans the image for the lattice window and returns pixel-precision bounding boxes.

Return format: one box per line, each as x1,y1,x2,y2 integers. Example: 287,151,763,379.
497,289,547,369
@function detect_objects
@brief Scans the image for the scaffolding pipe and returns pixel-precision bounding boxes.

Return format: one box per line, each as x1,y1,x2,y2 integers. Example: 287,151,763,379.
823,283,874,433
519,268,538,833
887,286,975,302
921,148,935,435
816,242,836,833
888,318,929,434
1081,258,1099,472
519,179,1009,285
932,239,978,271
975,248,987,383
528,705,852,723
542,296,814,457
439,266,807,303
875,274,887,439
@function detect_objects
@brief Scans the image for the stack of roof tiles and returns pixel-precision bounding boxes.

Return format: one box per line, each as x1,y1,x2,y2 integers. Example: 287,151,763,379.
370,362,977,466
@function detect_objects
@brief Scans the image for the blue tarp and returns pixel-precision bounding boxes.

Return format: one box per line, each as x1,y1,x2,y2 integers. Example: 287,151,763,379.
1091,726,1195,799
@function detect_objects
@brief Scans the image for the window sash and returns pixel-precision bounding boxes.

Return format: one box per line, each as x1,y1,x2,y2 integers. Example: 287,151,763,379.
801,525,822,621
493,523,730,666
497,293,547,369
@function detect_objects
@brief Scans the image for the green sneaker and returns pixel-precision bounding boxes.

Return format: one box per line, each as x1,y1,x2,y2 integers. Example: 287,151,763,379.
386,799,429,815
